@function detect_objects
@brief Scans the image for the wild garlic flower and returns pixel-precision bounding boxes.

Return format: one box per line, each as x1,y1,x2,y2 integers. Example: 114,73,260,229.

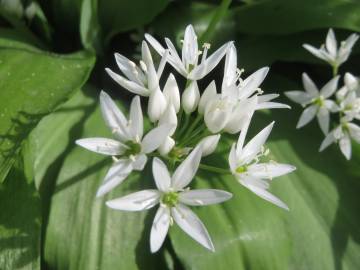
106,147,232,252
285,73,339,134
320,119,360,160
229,121,295,210
145,25,230,80
303,29,359,70
76,91,173,197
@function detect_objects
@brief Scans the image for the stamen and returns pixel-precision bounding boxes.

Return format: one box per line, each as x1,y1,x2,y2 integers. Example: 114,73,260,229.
201,43,211,64
157,49,169,78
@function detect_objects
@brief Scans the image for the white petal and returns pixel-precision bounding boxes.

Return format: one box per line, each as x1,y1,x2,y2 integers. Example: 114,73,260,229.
158,104,177,136
179,189,232,206
320,76,339,98
257,93,279,103
197,134,221,157
96,160,133,197
238,67,269,100
303,44,328,61
144,33,166,55
247,163,296,179
198,81,217,115
106,190,161,211
284,91,312,105
319,130,336,152
171,146,202,190
105,68,149,96
141,124,174,153
182,25,198,67
129,96,143,139
256,101,291,110
142,41,159,91
228,143,238,173
150,206,171,253
182,81,200,114
171,204,214,251
76,138,126,155
317,107,330,134
240,180,289,210
326,28,337,58
339,134,352,160
240,122,274,164
114,53,145,85
302,73,319,95
324,100,339,112
296,105,317,128
344,72,358,90
163,73,180,113
164,37,188,77
158,136,175,156
99,91,131,140
189,42,229,80
204,97,231,133
152,158,171,192
348,123,360,143
132,154,147,171
222,43,237,89
148,88,168,122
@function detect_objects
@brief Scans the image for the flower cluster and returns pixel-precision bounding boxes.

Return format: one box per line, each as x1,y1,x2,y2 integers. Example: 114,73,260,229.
76,25,295,252
285,29,360,160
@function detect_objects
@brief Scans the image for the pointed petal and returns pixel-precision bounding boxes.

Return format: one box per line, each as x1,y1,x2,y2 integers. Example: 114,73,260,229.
197,134,221,157
106,190,160,211
114,53,144,85
247,163,296,179
303,44,328,61
241,181,289,210
238,67,269,100
189,42,229,80
257,93,279,102
171,204,214,251
182,25,198,67
348,123,360,143
256,101,291,110
320,76,339,98
284,91,312,105
198,81,217,115
145,33,166,55
326,28,337,58
179,189,232,206
105,68,149,96
317,107,330,134
302,73,319,95
152,158,171,192
296,105,317,128
171,146,202,190
158,136,175,156
142,41,159,91
129,96,143,139
165,37,188,77
96,160,133,197
229,143,238,173
319,130,336,152
222,43,237,90
150,206,171,253
163,73,180,113
240,122,274,163
158,104,177,136
141,124,174,153
339,134,351,160
182,81,200,114
324,100,339,113
76,138,127,155
132,154,147,171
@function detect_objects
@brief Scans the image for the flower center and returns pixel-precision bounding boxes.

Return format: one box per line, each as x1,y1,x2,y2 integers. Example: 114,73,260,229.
168,147,189,160
235,165,248,174
124,140,141,156
313,96,324,107
161,192,179,207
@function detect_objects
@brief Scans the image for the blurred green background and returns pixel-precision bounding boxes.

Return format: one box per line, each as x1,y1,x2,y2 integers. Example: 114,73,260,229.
0,0,360,269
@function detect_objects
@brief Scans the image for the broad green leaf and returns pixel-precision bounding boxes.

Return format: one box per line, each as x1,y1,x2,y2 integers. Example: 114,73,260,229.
0,44,95,183
0,164,41,270
80,0,101,51
234,0,360,34
29,88,170,269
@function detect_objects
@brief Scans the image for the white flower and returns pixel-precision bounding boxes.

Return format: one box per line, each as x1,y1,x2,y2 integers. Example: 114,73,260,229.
145,25,230,80
106,41,163,96
197,134,221,157
76,91,173,197
320,120,360,160
336,73,360,101
182,81,200,114
303,29,359,68
106,147,232,252
339,91,360,121
147,87,168,122
285,73,340,134
229,121,295,210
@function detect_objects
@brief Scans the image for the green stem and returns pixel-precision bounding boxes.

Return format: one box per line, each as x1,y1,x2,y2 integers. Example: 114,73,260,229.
199,164,231,175
199,0,232,44
332,64,339,77
182,114,203,140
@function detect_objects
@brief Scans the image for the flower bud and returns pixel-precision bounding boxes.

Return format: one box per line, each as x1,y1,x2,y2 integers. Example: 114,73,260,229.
182,81,200,114
148,88,167,122
158,136,175,156
198,134,221,156
163,73,180,113
204,98,231,133
198,81,217,115
159,104,177,135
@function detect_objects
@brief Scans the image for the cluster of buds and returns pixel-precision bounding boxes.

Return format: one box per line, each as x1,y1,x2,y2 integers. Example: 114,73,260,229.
286,29,360,160
76,25,295,253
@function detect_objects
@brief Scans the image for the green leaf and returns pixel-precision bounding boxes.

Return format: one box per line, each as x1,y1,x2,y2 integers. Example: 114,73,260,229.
29,88,170,269
234,0,360,34
0,164,41,270
80,0,101,51
0,43,95,183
